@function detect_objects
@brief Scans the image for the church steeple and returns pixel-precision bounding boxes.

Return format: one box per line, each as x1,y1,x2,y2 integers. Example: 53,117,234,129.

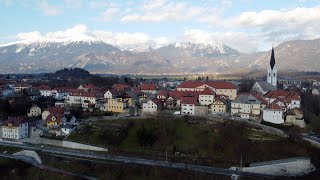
270,47,275,70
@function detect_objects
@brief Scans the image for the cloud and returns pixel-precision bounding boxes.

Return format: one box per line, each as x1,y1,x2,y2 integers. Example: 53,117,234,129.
120,1,209,23
38,0,60,16
100,7,119,21
11,24,170,49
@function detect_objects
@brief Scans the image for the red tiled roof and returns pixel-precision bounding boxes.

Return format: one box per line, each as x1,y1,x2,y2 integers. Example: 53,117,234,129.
170,90,200,100
140,84,160,90
151,99,163,106
46,113,63,122
112,84,131,91
209,82,237,89
199,87,216,95
54,87,74,92
265,103,282,110
181,97,198,105
157,90,170,97
36,85,52,90
249,93,268,105
45,107,64,114
3,116,27,127
177,81,206,88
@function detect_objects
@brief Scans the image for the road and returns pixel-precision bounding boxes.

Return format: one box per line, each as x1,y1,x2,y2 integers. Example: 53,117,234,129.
0,141,281,179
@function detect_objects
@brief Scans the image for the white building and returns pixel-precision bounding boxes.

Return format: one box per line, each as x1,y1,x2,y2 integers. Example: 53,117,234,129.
27,104,41,117
66,91,97,108
267,47,277,87
2,117,28,139
263,103,284,124
142,99,162,114
36,85,55,97
312,88,320,95
198,88,215,106
264,90,301,109
181,97,197,115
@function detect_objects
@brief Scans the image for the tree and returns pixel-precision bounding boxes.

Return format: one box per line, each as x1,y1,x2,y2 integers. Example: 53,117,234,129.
136,124,157,149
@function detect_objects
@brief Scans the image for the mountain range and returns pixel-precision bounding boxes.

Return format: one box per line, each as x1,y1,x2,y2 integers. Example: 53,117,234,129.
0,38,319,74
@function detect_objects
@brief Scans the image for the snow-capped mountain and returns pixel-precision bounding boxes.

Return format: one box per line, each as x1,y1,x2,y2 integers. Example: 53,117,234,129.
0,39,319,74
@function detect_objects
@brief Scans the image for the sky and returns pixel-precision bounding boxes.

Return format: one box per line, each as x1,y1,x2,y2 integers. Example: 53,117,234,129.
0,0,320,53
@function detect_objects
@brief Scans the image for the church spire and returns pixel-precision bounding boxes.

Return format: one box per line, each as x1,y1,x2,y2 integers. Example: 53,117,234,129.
270,47,276,69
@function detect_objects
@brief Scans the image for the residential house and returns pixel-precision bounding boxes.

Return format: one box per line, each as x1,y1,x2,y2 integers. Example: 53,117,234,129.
42,106,64,121
27,104,41,117
1,86,14,97
176,81,237,100
36,85,54,97
104,89,119,99
2,116,28,139
106,98,126,113
13,83,31,92
111,84,131,92
264,90,301,109
211,96,227,114
25,88,41,101
180,97,198,115
61,113,78,125
312,81,320,87
157,90,170,100
66,89,99,108
312,88,320,95
140,84,161,95
54,87,72,100
198,87,215,106
142,99,162,115
263,103,284,124
231,94,261,119
46,113,63,128
78,84,99,92
285,108,306,128
252,82,277,95
60,124,76,135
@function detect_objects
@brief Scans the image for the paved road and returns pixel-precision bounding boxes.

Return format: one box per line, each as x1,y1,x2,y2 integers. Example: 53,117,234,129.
0,141,281,179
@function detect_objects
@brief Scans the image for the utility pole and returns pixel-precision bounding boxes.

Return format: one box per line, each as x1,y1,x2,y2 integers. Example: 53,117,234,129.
240,155,243,171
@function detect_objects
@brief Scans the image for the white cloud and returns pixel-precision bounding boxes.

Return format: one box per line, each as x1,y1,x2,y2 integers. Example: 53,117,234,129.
121,1,208,23
38,0,60,16
100,8,119,22
11,24,170,49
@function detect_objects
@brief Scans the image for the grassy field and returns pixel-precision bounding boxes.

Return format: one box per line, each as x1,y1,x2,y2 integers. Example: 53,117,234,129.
67,115,315,168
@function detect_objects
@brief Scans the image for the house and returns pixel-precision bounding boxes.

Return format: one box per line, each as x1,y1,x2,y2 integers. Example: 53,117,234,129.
285,108,306,128
176,81,237,100
231,94,261,119
1,86,14,97
60,124,76,135
264,90,301,109
13,83,31,92
312,88,320,95
142,99,162,115
169,90,200,107
61,113,78,125
78,84,99,92
111,84,131,92
157,90,170,100
312,81,320,87
42,106,64,121
252,82,277,95
66,89,99,108
180,97,198,115
46,113,63,128
36,85,55,97
104,89,120,99
263,103,284,124
211,96,227,114
140,84,161,94
27,104,41,117
2,116,28,139
198,87,215,106
54,87,72,100
25,88,41,101
106,98,127,113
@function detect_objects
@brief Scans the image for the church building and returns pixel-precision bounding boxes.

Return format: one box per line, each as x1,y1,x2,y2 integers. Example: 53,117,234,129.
267,47,277,87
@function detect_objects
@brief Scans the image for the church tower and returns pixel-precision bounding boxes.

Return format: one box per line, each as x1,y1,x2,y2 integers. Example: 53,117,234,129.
267,47,277,86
